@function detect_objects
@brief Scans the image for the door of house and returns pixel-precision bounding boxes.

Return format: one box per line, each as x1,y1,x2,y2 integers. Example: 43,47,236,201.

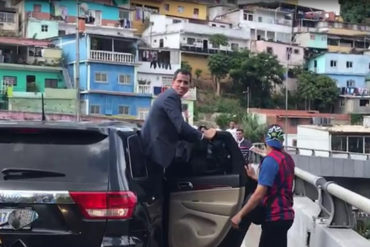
203,40,208,51
26,75,37,92
95,11,102,25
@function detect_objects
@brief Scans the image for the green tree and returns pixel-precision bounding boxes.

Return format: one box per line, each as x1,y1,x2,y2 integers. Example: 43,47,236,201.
315,75,340,112
297,70,317,110
339,0,370,24
229,52,285,108
208,52,231,96
209,34,229,48
240,114,267,143
297,71,339,112
195,69,202,79
181,61,192,73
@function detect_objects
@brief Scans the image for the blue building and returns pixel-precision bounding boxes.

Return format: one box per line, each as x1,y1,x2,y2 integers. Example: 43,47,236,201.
308,53,370,114
55,33,151,118
308,53,370,91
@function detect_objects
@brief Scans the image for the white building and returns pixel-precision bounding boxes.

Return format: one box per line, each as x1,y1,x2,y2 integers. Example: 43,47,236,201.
297,125,370,159
212,5,293,43
142,14,250,52
136,47,181,95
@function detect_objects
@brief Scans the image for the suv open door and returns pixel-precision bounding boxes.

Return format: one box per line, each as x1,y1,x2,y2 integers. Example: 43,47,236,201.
166,132,253,247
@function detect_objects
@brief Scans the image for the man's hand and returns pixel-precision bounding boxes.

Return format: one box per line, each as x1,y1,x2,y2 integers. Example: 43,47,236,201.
203,128,216,140
231,213,243,229
245,165,258,181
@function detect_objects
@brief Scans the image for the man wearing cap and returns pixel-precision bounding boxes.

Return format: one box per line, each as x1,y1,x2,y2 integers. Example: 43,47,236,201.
231,124,295,247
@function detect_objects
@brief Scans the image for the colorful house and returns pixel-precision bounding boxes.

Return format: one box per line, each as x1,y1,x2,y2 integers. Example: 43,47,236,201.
55,33,152,119
142,14,249,81
0,37,74,113
14,0,133,39
308,53,370,114
131,0,208,35
0,1,18,37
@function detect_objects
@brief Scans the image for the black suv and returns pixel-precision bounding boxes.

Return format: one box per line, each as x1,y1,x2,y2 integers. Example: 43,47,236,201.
0,121,253,247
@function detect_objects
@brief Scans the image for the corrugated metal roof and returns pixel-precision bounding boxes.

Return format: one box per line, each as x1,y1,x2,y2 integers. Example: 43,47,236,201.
300,125,370,133
249,108,350,121
0,37,50,47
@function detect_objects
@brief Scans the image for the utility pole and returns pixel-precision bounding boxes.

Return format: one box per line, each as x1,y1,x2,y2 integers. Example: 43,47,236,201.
285,9,295,147
243,87,250,113
75,0,81,122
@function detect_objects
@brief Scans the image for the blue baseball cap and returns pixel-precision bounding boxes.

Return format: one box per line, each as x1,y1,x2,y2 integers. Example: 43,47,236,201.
265,124,285,150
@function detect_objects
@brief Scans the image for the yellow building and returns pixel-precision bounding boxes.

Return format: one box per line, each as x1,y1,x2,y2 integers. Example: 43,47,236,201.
181,53,212,81
131,0,207,35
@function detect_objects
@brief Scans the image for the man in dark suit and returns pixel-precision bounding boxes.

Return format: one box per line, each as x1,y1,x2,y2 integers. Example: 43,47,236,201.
141,68,216,168
141,69,216,246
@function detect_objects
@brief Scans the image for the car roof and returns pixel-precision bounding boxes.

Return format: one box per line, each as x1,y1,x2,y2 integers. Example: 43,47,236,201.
0,120,137,133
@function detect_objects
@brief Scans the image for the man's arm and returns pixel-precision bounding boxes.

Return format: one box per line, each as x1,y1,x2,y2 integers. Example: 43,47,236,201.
163,94,216,141
231,184,267,228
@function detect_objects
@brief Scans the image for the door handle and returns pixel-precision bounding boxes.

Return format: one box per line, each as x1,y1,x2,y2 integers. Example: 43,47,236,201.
177,181,193,190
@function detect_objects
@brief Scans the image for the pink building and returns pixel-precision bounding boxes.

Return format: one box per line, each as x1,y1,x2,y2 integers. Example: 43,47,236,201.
251,40,305,67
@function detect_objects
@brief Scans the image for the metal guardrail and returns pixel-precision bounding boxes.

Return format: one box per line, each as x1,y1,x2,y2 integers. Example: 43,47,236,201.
249,147,370,228
285,146,370,160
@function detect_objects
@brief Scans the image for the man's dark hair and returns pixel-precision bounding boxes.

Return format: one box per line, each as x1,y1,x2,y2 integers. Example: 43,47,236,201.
236,128,244,133
173,69,192,82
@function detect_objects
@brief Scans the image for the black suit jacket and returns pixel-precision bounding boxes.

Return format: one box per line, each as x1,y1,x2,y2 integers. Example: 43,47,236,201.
141,88,202,168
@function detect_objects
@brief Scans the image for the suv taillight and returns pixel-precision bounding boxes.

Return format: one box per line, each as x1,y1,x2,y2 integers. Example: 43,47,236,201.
69,191,137,219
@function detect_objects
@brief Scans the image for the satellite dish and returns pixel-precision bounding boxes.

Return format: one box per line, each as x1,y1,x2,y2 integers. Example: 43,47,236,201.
79,3,89,16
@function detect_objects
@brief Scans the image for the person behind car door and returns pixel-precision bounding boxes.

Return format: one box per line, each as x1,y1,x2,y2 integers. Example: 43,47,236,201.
231,124,295,247
141,68,216,169
236,128,252,163
140,69,216,247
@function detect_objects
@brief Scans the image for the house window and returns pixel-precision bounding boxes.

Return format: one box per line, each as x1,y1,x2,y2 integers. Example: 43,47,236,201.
164,3,170,11
138,108,149,120
119,10,129,19
346,61,353,68
173,19,181,24
95,72,107,83
346,80,355,87
178,6,184,13
162,76,173,86
360,99,369,107
258,16,263,22
41,25,48,32
159,39,164,48
28,47,42,57
331,135,347,151
90,105,100,114
231,43,239,51
348,136,363,153
330,60,337,67
118,74,131,84
248,14,253,21
45,78,58,88
193,8,199,17
294,49,300,54
118,105,129,115
266,47,273,54
33,4,41,12
3,76,16,86
212,24,216,27
187,37,195,45
314,60,317,68
0,12,15,23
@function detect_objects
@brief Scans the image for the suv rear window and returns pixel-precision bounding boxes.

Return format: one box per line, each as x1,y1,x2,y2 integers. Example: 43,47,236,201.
0,129,109,185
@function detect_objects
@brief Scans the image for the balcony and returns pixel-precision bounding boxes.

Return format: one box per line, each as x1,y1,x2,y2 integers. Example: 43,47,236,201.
166,22,249,40
136,85,151,94
90,50,134,64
